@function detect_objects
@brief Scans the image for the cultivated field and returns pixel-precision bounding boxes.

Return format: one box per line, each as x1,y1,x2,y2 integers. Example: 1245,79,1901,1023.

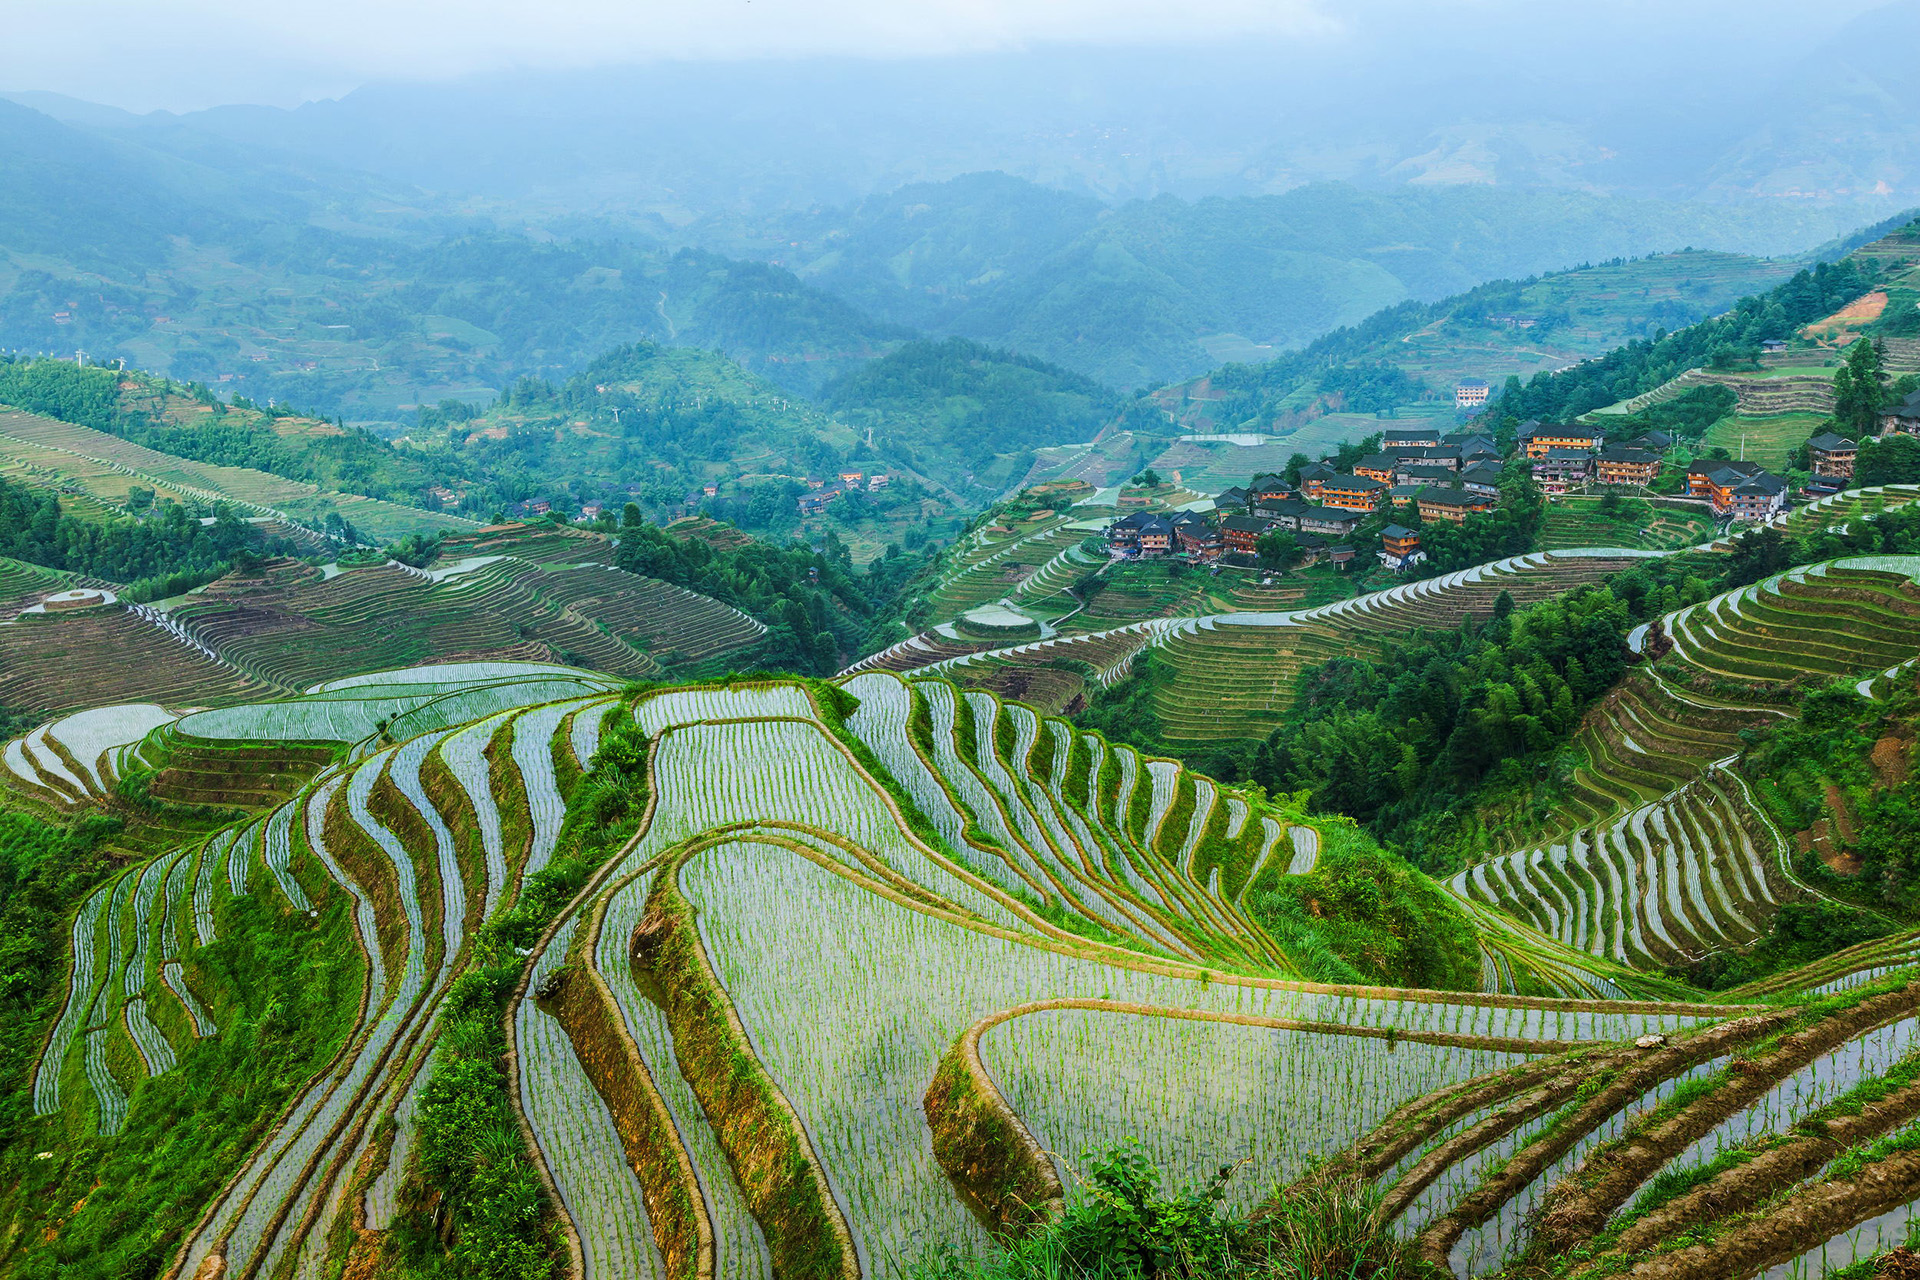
0,530,764,716
10,664,1750,1278
1539,497,1715,552
1456,556,1920,973
12,656,1920,1278
901,550,1666,746
0,407,470,542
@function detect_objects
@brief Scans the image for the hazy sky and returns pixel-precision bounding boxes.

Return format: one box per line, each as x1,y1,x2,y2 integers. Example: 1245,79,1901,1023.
2,0,1329,111
0,0,1899,114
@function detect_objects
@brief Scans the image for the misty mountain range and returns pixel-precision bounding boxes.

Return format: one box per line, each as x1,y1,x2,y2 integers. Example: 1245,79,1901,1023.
6,1,1920,407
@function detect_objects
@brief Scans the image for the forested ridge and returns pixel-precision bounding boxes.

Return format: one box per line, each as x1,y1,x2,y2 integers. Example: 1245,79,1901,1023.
1488,256,1881,421
824,337,1124,492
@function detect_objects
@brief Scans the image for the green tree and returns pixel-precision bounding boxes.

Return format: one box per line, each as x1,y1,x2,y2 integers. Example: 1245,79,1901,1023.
1859,434,1920,486
1255,529,1301,572
1832,337,1888,438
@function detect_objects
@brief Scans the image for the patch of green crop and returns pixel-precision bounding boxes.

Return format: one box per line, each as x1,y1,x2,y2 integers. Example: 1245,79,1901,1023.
0,811,363,1278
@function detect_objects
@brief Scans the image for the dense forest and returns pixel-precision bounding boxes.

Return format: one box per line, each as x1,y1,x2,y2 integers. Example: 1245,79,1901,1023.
612,509,931,674
0,473,293,599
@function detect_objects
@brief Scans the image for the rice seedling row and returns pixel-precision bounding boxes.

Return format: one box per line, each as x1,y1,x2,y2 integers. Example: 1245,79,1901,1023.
263,798,310,911
570,698,614,768
392,728,466,959
635,684,817,738
442,710,510,914
515,918,670,1280
981,1004,1520,1216
83,1025,130,1136
32,874,116,1114
589,866,776,1280
160,960,219,1036
511,700,580,879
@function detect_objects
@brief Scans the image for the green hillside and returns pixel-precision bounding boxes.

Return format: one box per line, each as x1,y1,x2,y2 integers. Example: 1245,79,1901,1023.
824,338,1124,497
1131,249,1802,455
13,649,1920,1279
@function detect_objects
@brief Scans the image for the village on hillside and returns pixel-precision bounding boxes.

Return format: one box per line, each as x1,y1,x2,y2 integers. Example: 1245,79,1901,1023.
1102,402,1878,578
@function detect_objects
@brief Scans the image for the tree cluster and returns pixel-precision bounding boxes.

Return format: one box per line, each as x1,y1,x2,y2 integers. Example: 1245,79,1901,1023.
611,508,922,675
0,473,292,595
1250,561,1706,854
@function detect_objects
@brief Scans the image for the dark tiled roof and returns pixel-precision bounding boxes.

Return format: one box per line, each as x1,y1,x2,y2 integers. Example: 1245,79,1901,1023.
1732,473,1787,497
1808,431,1857,452
1596,447,1660,464
1688,458,1763,478
1418,485,1486,507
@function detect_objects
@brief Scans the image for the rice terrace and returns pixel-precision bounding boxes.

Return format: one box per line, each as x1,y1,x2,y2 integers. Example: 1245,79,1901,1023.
20,26,1920,1280
12,483,1920,1279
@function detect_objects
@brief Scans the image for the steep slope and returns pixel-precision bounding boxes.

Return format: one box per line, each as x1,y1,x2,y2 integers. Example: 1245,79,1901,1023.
0,527,765,717
1456,545,1920,973
0,667,1593,1278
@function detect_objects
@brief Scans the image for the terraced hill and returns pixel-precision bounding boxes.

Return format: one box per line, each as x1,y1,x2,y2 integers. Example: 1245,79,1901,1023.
169,551,763,690
1539,497,1716,552
0,533,765,717
923,512,1102,624
1454,556,1920,972
0,406,468,543
1,664,1733,1277
893,550,1665,742
1310,973,1920,1278
20,662,1920,1278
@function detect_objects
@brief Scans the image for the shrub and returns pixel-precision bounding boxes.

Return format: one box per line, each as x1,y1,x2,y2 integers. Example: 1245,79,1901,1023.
908,1147,1421,1280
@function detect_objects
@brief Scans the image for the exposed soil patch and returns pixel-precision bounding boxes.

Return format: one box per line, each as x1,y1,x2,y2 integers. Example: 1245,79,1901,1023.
1880,1246,1920,1277
1873,734,1913,789
1806,290,1890,339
